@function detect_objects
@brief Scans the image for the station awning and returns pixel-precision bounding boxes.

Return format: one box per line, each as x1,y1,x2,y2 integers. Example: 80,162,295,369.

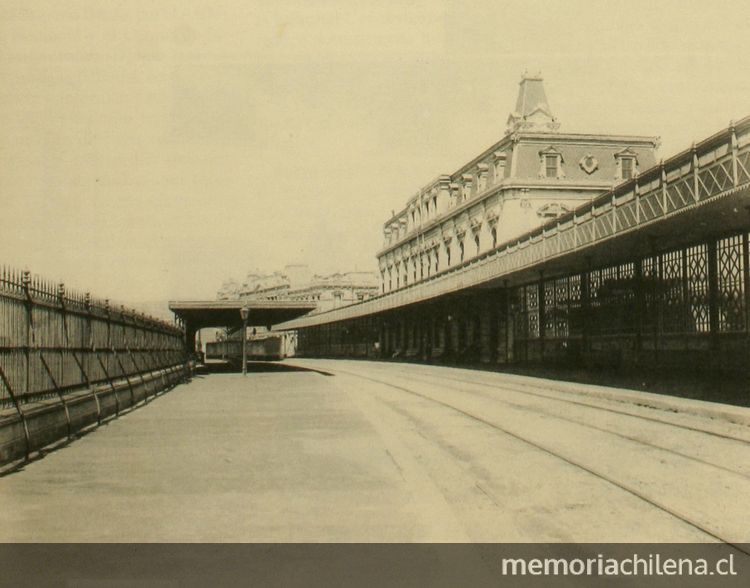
168,300,317,330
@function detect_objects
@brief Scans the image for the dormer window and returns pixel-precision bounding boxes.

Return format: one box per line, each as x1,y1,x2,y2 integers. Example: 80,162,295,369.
449,183,461,207
538,146,564,179
461,174,473,201
476,164,489,192
614,147,638,181
621,157,634,180
493,151,507,182
545,155,557,178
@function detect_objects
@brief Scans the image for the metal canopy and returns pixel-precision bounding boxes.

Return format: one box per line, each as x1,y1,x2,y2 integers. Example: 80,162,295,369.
168,300,316,330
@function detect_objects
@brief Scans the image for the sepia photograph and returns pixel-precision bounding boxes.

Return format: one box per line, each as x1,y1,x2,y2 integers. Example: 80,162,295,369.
1,1,749,586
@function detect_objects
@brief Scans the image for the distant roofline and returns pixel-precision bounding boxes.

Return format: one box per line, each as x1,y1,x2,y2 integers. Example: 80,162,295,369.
169,300,317,310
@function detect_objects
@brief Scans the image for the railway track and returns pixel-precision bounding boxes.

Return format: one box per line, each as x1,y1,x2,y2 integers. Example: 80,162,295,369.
328,364,750,555
380,364,750,445
382,369,750,480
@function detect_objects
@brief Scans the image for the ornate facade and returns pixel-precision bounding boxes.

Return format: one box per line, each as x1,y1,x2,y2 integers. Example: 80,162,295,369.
377,73,660,293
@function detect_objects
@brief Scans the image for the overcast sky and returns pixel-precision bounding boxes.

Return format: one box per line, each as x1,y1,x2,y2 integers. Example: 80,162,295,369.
2,0,749,308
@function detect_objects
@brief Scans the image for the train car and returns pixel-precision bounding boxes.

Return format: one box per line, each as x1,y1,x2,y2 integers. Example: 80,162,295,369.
205,333,288,363
246,335,284,360
204,339,240,361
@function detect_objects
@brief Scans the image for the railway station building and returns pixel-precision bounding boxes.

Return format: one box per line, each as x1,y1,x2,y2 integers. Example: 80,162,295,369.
378,73,659,294
277,74,750,377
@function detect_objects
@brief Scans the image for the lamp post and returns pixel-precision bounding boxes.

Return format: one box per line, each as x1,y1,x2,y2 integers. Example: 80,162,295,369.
239,306,249,376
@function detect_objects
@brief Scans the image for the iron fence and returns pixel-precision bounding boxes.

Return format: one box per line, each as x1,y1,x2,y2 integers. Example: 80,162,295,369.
0,267,185,410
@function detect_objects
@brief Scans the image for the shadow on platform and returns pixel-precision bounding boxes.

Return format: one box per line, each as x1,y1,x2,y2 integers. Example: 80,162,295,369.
196,361,334,377
453,362,750,409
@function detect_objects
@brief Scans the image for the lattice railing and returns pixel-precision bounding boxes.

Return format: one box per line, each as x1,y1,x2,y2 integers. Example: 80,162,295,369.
280,117,750,330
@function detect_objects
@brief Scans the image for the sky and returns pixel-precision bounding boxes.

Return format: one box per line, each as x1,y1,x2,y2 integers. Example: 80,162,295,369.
1,0,749,310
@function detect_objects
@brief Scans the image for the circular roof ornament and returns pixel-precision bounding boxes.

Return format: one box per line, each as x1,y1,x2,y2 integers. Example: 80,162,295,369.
579,154,598,175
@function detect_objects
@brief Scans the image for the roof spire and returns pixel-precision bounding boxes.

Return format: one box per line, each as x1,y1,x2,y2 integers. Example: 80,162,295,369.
506,71,560,133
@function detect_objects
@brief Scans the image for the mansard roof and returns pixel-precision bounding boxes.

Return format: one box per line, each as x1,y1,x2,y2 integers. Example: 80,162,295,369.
381,73,660,227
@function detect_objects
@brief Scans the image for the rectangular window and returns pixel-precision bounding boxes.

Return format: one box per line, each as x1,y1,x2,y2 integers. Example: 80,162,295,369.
621,158,634,180
545,155,557,178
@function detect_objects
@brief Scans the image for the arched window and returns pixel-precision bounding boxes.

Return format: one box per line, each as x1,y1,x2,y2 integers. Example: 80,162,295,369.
459,240,465,263
474,234,480,255
492,227,497,248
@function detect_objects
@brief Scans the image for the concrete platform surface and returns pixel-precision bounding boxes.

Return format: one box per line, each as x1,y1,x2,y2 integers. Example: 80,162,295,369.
0,360,749,543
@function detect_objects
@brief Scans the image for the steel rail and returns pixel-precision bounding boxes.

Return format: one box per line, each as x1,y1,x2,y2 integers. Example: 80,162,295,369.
381,365,750,445
367,367,750,480
331,366,750,556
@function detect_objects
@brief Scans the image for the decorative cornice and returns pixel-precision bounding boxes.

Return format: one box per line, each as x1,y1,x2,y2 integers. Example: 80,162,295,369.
614,146,639,159
376,179,614,258
538,144,564,159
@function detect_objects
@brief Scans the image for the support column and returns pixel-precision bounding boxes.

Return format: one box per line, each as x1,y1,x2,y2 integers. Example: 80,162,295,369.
22,271,31,397
581,264,591,363
240,306,249,376
185,324,197,357
707,239,720,361
426,314,435,361
537,275,546,362
444,308,455,360
634,258,644,362
479,293,494,363
743,232,750,375
503,285,514,364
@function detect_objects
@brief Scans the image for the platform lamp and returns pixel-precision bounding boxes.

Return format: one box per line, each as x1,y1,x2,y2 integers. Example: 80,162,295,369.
240,306,249,376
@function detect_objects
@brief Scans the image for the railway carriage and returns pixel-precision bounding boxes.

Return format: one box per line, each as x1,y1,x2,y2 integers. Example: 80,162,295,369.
205,333,287,362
